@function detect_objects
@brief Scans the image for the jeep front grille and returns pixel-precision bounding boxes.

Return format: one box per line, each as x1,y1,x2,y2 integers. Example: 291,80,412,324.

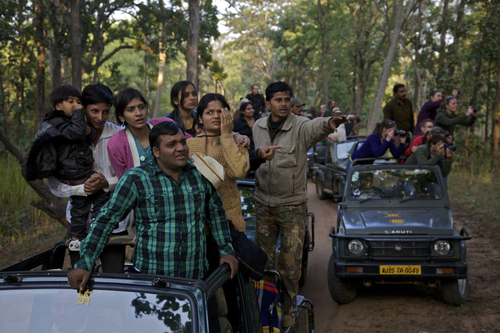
368,241,430,260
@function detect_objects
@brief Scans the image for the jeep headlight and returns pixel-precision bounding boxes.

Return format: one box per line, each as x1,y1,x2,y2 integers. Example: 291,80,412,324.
347,239,364,255
433,240,451,256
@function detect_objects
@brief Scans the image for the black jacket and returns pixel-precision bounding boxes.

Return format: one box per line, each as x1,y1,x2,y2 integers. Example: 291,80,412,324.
165,109,197,137
233,117,254,151
246,93,266,120
26,109,95,181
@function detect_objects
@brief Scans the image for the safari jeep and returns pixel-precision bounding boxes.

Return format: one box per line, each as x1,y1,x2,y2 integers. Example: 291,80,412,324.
327,160,471,306
1,240,315,333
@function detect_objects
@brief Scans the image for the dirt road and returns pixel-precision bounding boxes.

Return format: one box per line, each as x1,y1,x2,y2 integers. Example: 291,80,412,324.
300,180,500,333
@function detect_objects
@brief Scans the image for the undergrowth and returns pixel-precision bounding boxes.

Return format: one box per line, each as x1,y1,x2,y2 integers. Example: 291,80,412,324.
448,158,500,245
0,157,65,268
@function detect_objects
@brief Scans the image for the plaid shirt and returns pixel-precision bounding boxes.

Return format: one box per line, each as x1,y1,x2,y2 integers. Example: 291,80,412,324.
76,161,234,279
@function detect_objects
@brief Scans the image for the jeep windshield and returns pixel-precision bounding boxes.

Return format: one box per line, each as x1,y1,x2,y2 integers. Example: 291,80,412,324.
349,168,443,201
0,287,194,333
336,141,357,160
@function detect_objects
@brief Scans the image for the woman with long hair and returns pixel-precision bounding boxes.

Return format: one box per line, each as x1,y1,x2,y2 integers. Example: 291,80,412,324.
107,88,182,179
414,89,459,135
434,95,477,138
165,81,198,137
232,102,255,151
188,93,250,232
346,119,406,173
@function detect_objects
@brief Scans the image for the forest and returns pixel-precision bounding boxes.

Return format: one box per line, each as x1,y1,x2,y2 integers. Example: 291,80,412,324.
0,0,499,229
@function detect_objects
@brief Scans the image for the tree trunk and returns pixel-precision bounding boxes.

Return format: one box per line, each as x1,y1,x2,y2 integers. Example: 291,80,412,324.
186,0,199,84
436,0,449,85
153,22,167,119
493,29,500,166
485,58,491,142
317,0,330,104
48,1,62,90
447,0,466,78
367,0,405,132
34,0,46,132
71,0,82,91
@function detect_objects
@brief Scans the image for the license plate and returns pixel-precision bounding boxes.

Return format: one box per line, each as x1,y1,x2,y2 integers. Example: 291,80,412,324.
380,265,421,275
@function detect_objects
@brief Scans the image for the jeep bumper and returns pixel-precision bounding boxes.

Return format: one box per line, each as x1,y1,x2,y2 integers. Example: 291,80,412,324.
334,261,467,279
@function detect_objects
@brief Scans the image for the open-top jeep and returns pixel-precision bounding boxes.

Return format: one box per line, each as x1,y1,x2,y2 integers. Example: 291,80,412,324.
327,159,471,306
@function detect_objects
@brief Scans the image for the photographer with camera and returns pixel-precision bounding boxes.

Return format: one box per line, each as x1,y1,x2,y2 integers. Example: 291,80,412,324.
346,119,406,174
434,95,477,137
406,134,454,178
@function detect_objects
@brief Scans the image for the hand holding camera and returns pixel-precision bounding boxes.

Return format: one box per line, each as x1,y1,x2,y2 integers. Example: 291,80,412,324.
466,106,475,117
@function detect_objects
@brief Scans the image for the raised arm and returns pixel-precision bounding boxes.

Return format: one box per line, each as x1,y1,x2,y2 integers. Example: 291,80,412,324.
300,116,337,150
52,109,87,141
219,108,250,179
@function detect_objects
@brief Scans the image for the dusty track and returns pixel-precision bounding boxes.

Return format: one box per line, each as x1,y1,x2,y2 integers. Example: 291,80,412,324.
299,180,500,333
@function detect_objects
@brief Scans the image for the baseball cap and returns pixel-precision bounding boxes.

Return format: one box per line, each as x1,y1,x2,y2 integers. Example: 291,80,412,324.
332,107,341,114
291,98,305,107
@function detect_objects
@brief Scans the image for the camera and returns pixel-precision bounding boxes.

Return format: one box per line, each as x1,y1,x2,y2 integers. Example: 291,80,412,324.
394,129,406,136
473,108,478,113
443,144,456,151
444,133,451,137
455,89,460,95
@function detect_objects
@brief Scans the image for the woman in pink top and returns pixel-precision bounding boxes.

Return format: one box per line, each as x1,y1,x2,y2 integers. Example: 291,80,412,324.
107,88,190,179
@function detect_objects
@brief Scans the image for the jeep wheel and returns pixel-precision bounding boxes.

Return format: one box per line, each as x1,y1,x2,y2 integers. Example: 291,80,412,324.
327,254,358,304
442,278,468,305
316,177,328,200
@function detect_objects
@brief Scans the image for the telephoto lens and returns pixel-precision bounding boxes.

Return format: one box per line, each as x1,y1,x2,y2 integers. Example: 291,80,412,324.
444,144,456,152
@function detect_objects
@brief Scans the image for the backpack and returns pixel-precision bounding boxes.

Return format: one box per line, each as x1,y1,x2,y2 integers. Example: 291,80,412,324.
25,122,60,181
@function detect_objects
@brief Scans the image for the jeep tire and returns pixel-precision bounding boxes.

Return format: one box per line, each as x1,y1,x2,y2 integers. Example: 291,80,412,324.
442,278,468,305
327,254,358,304
316,177,328,200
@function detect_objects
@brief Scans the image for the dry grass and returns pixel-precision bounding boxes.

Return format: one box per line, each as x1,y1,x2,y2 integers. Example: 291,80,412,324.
0,157,66,269
448,165,500,244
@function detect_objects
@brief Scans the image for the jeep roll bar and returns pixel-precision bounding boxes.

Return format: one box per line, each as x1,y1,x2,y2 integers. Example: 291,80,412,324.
351,156,406,166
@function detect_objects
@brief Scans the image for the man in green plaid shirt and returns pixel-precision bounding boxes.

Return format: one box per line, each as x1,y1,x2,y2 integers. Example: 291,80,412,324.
68,121,238,291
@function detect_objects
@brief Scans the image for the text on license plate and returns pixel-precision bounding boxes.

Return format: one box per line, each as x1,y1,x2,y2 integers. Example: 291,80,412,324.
379,265,421,275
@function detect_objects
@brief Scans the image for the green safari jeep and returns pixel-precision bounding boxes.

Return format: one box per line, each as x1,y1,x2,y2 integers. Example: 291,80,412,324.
328,161,471,306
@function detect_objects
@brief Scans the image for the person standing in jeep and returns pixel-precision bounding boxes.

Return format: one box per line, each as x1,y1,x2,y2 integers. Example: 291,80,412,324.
252,81,346,328
246,84,266,120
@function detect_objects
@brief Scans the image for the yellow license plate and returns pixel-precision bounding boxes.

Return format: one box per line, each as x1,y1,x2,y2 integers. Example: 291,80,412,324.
380,265,421,275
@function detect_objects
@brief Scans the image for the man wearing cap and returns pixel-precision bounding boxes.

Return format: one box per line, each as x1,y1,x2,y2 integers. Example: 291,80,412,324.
67,121,237,333
253,82,346,328
291,98,305,116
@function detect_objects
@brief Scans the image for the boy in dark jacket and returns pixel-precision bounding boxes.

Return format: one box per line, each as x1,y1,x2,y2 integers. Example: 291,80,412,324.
26,85,108,251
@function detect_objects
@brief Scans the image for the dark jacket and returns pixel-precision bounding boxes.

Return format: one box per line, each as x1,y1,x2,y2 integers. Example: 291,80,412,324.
165,109,197,137
26,109,95,181
434,109,476,137
383,98,415,133
414,99,443,135
233,117,254,151
351,133,405,162
406,144,452,178
246,93,266,120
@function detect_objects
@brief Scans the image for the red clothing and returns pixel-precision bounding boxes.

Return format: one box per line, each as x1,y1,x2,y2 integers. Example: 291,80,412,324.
401,134,424,164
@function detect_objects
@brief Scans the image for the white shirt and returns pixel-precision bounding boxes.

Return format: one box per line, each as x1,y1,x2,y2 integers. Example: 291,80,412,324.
48,122,130,233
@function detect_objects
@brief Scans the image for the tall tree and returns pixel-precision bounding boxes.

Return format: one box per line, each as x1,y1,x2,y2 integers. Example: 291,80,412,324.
34,0,46,131
186,0,199,84
368,0,411,131
71,0,82,90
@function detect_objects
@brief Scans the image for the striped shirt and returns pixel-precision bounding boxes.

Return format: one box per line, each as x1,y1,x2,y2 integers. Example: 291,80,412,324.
76,161,234,279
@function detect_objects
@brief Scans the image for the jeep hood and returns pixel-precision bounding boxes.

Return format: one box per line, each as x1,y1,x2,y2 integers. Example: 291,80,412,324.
342,209,454,235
